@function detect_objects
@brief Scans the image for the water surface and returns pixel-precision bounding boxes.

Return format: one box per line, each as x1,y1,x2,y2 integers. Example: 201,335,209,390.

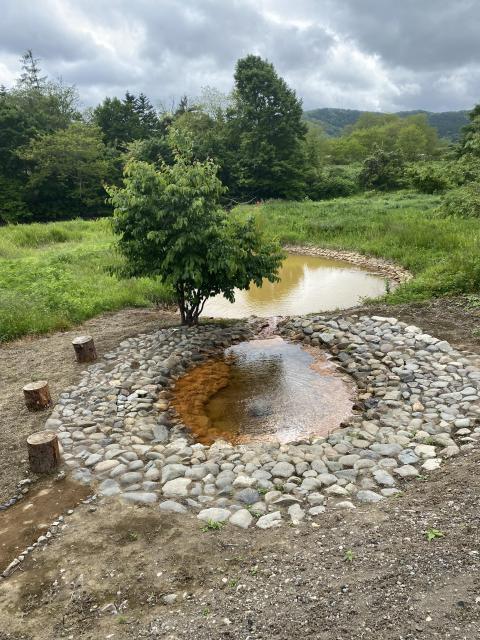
203,253,387,318
173,337,354,445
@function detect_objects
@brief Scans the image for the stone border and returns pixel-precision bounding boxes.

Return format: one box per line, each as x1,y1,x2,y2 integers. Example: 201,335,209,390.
285,245,412,284
26,316,479,535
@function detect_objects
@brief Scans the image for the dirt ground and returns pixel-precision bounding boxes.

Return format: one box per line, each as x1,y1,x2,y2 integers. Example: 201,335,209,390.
1,298,480,639
0,308,177,504
1,448,479,640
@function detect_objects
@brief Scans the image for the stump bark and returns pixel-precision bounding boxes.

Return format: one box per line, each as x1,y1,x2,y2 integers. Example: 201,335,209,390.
27,431,60,474
72,335,97,363
23,380,52,411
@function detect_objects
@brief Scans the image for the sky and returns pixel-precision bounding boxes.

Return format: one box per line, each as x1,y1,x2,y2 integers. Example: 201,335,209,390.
1,0,479,113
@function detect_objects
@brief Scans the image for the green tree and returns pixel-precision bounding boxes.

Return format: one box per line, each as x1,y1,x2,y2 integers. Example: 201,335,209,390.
228,55,308,200
459,104,480,156
107,130,284,325
18,122,112,218
93,92,160,150
359,146,405,191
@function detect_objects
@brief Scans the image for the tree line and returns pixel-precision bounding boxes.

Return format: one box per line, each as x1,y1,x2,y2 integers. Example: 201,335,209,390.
1,50,480,224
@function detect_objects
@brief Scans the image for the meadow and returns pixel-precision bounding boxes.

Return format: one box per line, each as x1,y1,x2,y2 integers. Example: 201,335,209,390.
0,218,173,342
1,190,479,342
242,191,480,304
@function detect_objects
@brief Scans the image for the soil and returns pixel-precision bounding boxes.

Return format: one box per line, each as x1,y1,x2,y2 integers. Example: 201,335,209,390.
1,297,480,639
0,308,177,504
1,448,479,640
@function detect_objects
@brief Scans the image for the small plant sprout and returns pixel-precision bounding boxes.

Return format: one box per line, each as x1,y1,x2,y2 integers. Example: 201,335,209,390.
202,519,225,532
127,531,138,542
425,528,445,541
344,549,355,562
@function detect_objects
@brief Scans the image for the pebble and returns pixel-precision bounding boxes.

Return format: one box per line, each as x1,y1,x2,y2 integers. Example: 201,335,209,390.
33,316,478,532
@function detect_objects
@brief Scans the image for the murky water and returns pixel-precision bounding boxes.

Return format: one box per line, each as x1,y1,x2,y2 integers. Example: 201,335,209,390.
173,337,354,444
203,253,388,318
0,478,90,571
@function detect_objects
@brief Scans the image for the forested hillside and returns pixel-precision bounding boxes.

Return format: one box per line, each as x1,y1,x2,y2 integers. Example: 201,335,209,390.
304,107,469,140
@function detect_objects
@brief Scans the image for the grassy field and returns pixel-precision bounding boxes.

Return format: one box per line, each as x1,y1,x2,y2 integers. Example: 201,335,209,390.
238,191,480,304
0,218,173,342
1,190,479,342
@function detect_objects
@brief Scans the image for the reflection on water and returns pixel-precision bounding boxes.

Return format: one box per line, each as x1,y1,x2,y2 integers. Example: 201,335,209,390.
173,337,354,445
203,253,388,318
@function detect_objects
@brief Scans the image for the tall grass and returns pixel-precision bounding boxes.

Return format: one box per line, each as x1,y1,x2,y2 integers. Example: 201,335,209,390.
0,218,174,342
235,191,480,303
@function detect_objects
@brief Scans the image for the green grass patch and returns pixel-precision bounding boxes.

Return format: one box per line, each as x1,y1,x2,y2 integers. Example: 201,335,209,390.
235,191,480,303
0,217,174,342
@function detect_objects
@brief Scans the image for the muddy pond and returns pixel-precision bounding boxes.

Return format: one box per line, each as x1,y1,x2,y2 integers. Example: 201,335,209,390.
173,336,354,445
203,253,388,318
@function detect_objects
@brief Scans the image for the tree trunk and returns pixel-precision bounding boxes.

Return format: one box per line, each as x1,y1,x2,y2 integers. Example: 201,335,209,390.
72,335,97,363
23,380,52,411
27,431,60,474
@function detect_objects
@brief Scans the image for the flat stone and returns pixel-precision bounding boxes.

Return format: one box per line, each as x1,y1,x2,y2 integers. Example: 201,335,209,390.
356,490,384,503
161,464,187,483
119,472,143,485
414,444,437,459
197,508,231,523
393,464,417,479
398,449,418,465
271,462,295,478
335,501,356,510
422,458,442,471
159,500,187,514
236,488,261,504
229,509,253,529
373,469,395,487
288,504,305,524
316,473,338,487
308,505,326,516
370,443,403,457
163,478,192,498
256,511,282,529
94,460,119,474
98,479,121,497
121,492,158,505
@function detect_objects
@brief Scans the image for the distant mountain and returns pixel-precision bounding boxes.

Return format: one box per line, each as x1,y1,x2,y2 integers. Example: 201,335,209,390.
303,107,470,141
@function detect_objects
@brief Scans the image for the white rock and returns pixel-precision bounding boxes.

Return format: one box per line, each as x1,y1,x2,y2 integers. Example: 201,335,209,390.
163,477,192,497
256,511,282,529
197,508,231,523
229,509,253,529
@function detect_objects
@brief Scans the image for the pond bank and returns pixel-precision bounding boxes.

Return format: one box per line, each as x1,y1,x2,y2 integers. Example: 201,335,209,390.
285,244,412,284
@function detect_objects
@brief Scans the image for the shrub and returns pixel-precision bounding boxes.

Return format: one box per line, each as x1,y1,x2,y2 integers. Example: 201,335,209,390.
359,147,405,191
306,165,361,200
440,183,480,218
406,161,453,193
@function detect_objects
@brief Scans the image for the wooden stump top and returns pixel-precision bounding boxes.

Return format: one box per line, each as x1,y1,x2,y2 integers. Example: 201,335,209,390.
72,335,93,346
23,380,49,393
27,430,57,446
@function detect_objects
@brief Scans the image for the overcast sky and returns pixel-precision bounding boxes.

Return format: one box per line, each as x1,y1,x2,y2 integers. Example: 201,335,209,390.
1,0,479,113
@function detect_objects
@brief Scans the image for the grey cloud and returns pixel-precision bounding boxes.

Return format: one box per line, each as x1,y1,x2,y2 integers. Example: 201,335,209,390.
0,0,479,113
325,0,480,72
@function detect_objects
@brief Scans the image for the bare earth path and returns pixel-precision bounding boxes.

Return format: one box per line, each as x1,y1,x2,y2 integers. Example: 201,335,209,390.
1,298,480,639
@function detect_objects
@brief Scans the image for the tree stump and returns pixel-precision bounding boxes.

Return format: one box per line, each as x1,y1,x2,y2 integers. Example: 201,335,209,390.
27,431,60,474
72,335,97,363
23,380,52,411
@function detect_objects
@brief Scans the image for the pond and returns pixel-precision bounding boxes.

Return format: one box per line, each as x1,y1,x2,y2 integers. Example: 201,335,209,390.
173,336,354,445
203,253,388,318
